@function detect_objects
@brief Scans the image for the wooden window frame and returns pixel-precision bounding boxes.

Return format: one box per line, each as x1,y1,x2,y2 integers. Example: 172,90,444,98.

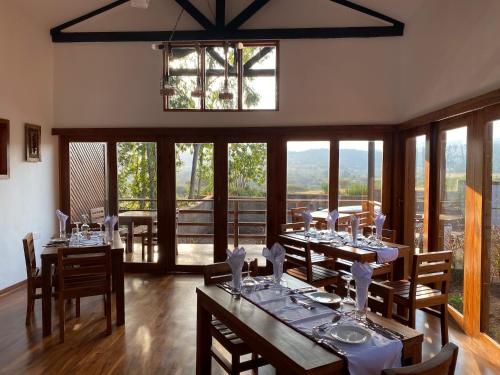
0,118,9,178
163,41,279,112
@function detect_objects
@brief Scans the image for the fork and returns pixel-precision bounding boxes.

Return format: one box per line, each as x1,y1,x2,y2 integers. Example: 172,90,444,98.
289,295,314,310
312,330,347,356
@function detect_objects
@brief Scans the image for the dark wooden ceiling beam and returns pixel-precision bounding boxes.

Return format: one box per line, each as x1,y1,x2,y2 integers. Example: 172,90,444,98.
243,46,273,70
174,0,215,31
226,0,270,30
216,0,225,30
51,25,403,43
50,0,128,34
332,0,404,28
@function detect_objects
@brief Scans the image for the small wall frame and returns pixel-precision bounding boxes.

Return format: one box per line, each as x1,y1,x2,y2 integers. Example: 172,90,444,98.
25,123,41,162
0,118,9,178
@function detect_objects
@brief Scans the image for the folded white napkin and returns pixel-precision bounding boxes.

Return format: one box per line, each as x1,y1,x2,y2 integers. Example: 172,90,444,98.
56,210,69,237
104,215,118,242
373,246,398,263
351,215,359,246
374,213,386,240
226,247,246,290
326,209,339,231
351,261,373,311
262,242,286,282
302,211,313,231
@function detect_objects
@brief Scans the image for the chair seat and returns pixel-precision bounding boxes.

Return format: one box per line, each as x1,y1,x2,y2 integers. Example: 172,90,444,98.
383,280,446,306
286,265,338,287
211,319,252,355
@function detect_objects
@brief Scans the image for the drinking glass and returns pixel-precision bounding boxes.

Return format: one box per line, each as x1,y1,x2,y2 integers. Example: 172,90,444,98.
242,258,259,291
355,283,369,321
341,274,355,305
71,227,81,246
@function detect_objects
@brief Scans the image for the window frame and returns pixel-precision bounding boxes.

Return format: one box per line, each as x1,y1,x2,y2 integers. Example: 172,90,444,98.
163,40,279,112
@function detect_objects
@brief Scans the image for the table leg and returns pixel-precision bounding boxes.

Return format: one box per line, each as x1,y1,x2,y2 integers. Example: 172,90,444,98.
42,256,52,337
147,222,153,262
127,223,133,253
113,252,125,326
393,251,409,281
196,296,212,375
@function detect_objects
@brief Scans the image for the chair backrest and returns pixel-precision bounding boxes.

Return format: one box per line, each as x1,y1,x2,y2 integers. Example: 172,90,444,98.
338,270,393,318
410,251,452,298
382,342,458,375
57,245,111,298
22,233,37,282
381,228,397,243
337,215,351,231
356,211,372,227
90,207,106,224
204,258,258,286
280,222,305,233
290,207,307,223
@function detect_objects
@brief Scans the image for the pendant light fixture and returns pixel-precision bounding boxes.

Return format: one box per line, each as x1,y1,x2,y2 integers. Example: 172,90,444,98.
160,43,176,97
218,42,234,101
191,44,203,98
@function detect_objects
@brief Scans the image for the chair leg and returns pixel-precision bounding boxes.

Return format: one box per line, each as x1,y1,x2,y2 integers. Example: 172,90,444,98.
230,352,240,375
59,297,65,343
25,289,33,326
142,236,146,261
105,292,112,335
251,353,259,375
76,297,80,318
440,303,449,346
408,307,416,329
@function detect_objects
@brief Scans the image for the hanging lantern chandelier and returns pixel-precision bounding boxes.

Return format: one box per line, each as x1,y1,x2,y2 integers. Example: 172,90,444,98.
160,43,176,97
218,42,234,101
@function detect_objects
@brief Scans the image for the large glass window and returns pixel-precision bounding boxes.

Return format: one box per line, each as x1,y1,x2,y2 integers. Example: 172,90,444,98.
164,42,278,111
339,141,383,215
227,143,267,266
415,135,427,253
117,142,158,263
483,120,500,343
438,127,467,313
286,141,329,222
175,143,214,266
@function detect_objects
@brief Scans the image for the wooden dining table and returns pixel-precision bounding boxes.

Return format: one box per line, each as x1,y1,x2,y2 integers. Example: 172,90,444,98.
41,242,125,337
310,209,351,224
196,274,423,374
278,231,411,280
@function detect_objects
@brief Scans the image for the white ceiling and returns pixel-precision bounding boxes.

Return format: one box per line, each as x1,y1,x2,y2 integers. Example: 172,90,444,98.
11,0,424,32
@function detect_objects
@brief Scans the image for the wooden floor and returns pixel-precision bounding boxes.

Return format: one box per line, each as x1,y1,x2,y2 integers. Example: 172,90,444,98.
0,274,499,375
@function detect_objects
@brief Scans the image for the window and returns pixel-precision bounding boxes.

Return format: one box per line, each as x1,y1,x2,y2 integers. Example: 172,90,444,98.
164,42,278,111
339,141,383,215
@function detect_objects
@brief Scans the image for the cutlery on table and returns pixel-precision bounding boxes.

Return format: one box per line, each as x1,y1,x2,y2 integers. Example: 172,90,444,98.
311,329,347,356
365,318,405,339
289,295,315,310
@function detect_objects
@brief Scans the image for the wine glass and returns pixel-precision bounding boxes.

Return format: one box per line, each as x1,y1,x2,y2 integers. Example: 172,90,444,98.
341,274,355,306
242,258,259,291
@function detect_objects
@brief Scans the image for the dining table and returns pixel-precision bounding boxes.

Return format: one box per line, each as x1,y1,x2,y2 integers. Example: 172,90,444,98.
41,240,125,337
196,274,423,374
310,209,351,225
118,210,156,261
278,231,411,280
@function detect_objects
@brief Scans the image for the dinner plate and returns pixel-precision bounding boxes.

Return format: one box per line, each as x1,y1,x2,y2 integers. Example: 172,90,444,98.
330,324,371,344
306,292,341,305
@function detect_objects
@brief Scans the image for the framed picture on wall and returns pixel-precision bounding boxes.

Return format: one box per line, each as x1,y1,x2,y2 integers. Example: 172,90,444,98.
25,124,41,162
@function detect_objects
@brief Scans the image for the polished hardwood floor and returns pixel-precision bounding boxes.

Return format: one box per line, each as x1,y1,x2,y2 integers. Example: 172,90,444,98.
0,274,498,374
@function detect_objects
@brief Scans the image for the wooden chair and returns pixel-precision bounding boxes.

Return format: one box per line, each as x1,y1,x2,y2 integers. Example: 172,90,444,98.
22,233,43,326
283,241,338,288
329,270,394,318
290,207,307,223
337,215,351,231
363,227,397,243
203,260,267,374
356,211,373,228
382,342,458,375
280,223,334,268
383,251,452,346
57,245,112,343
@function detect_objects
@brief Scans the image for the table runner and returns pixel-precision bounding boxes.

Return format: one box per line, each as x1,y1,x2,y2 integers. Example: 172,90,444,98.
221,278,402,375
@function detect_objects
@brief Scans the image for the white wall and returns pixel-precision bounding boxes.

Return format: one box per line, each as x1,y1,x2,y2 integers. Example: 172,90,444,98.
400,0,500,120
0,3,57,289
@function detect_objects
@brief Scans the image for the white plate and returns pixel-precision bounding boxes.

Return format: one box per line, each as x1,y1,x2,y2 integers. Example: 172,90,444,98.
307,292,341,305
330,324,371,344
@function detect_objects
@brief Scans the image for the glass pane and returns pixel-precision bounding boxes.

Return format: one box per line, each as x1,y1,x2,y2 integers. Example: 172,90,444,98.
286,141,329,222
205,46,237,110
227,143,267,266
242,46,277,110
69,142,107,223
117,142,158,263
439,126,467,313
415,135,427,253
483,120,500,343
339,141,383,215
167,47,202,110
175,143,214,266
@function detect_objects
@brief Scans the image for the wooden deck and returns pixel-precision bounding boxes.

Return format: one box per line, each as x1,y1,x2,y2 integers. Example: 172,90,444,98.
0,274,498,374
